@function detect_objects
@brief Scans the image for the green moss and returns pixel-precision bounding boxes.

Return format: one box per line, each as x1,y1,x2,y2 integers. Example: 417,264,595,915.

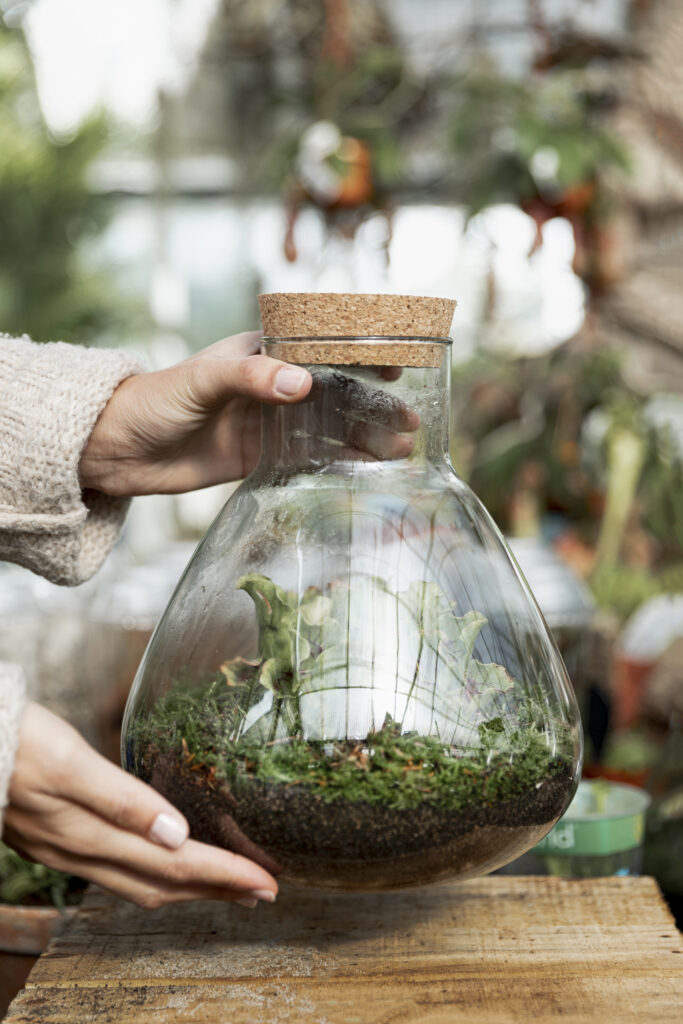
133,681,573,814
132,573,574,814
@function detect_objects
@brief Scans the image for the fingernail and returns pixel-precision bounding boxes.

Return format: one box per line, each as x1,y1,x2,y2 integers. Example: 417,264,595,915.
149,812,189,850
274,367,308,396
248,889,277,903
235,897,258,909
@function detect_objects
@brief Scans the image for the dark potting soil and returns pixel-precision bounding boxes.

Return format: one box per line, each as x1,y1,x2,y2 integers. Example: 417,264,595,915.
145,752,574,891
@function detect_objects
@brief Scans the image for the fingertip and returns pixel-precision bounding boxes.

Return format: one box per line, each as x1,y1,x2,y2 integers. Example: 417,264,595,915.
273,365,312,400
404,409,421,431
378,366,403,382
149,812,190,850
246,868,279,900
250,887,277,903
396,435,415,458
198,843,280,897
235,896,259,909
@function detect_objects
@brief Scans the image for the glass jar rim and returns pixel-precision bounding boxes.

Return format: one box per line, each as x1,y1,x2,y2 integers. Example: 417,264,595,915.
262,335,453,344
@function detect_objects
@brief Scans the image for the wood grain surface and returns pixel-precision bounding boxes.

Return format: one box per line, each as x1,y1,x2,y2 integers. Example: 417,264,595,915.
4,876,682,1023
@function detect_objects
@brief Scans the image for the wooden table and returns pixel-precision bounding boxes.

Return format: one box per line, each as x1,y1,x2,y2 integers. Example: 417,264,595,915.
4,877,682,1023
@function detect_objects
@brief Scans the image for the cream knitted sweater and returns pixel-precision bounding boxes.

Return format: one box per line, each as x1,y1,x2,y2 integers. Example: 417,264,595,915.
0,335,142,830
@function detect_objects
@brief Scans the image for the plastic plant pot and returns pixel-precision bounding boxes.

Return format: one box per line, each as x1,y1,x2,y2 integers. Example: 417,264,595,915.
533,779,651,878
122,293,582,891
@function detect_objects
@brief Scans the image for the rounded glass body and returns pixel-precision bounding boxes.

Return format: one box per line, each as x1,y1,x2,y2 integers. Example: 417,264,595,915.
122,338,582,890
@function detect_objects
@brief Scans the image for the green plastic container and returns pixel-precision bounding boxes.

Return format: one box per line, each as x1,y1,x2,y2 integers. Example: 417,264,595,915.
533,780,651,878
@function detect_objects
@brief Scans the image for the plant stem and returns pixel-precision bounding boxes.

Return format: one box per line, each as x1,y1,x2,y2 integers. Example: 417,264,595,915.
400,511,437,729
268,697,282,743
285,695,303,738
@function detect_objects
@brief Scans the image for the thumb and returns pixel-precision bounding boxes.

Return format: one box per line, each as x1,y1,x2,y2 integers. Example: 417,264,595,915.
186,349,312,409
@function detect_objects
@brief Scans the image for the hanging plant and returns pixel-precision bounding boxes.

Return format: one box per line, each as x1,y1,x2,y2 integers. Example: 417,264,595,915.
447,67,630,290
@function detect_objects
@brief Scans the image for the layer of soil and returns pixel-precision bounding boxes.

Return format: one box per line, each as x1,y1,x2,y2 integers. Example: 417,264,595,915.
146,752,574,891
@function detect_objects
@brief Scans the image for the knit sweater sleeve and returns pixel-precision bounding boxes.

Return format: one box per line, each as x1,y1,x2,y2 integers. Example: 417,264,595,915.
0,662,26,826
0,335,144,585
0,335,143,830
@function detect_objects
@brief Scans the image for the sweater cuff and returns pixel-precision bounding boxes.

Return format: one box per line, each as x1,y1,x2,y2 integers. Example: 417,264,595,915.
0,662,26,826
0,337,144,585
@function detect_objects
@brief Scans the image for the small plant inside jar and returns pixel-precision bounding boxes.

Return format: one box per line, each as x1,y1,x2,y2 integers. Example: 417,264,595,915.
131,572,576,889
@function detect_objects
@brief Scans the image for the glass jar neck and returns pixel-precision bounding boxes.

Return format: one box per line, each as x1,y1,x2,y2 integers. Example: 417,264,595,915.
258,339,452,474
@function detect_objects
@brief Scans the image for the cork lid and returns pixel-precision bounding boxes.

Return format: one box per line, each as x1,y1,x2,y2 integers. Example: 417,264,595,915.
258,293,456,339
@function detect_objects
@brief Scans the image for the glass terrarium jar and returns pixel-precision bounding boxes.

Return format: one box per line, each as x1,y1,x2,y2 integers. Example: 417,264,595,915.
122,293,582,891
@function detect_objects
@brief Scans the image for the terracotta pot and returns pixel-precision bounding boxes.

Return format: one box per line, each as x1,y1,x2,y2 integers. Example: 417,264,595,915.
582,763,650,788
612,654,655,731
0,903,77,955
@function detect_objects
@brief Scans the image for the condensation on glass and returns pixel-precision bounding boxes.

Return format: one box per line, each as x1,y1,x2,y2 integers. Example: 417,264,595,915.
122,293,582,891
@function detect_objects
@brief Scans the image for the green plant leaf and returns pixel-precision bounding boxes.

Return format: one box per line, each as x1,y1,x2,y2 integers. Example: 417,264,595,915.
219,656,261,688
438,608,488,663
237,573,298,675
300,589,333,626
480,716,505,735
298,643,348,691
258,658,279,693
236,572,518,739
463,659,515,718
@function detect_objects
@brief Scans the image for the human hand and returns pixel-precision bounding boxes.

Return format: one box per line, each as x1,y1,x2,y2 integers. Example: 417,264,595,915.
3,703,278,910
79,332,420,496
286,367,420,464
79,331,314,496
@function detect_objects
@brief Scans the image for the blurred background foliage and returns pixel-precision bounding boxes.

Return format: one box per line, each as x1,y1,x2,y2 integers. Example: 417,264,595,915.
1,0,683,913
0,15,134,341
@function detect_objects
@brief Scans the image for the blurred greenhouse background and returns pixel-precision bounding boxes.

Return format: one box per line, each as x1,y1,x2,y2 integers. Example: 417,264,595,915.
1,0,682,911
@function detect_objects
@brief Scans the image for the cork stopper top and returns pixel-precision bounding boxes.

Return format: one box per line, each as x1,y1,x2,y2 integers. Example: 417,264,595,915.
258,292,456,339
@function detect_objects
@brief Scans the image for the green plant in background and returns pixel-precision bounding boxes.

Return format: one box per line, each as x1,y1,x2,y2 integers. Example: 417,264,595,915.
200,0,438,268
640,422,683,561
0,842,84,909
600,729,661,777
448,66,629,215
452,343,683,624
271,42,427,202
453,345,623,529
0,13,128,342
212,0,429,201
592,398,647,574
447,64,630,297
587,393,683,620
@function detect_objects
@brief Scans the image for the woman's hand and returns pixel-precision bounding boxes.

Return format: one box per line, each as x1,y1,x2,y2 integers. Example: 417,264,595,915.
79,331,420,496
3,704,278,910
79,331,313,496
